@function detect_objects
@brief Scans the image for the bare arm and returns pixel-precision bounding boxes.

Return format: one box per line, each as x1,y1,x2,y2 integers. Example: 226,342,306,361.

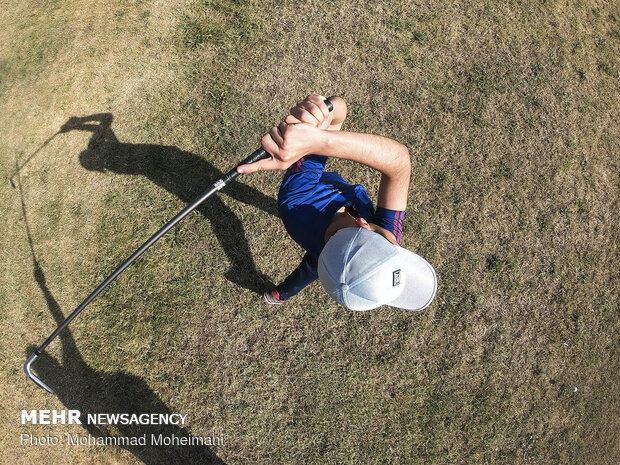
237,96,411,210
319,131,410,210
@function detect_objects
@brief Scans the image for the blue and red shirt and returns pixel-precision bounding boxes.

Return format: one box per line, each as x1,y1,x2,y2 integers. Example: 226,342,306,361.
274,155,406,301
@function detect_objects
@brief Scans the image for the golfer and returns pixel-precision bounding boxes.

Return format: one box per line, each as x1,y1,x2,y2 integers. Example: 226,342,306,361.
237,95,437,311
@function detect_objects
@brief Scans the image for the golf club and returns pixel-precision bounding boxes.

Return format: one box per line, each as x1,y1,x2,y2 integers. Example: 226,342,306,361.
25,99,333,393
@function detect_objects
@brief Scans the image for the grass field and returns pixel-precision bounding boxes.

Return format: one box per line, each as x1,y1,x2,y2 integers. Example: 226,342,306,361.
1,0,618,463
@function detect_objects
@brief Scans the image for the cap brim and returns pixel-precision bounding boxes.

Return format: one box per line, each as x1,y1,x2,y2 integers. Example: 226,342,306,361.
387,247,437,311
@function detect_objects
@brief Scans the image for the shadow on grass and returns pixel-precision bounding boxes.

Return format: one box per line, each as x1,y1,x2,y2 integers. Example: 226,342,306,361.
65,112,277,294
15,165,226,464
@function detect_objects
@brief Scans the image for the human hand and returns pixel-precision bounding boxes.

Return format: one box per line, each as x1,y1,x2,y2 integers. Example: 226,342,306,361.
237,122,326,174
285,95,333,129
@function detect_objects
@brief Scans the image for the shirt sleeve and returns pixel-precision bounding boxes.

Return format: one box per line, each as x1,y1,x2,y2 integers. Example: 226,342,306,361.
372,207,406,244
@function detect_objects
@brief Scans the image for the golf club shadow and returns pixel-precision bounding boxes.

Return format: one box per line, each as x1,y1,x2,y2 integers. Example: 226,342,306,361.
16,168,226,465
64,113,276,294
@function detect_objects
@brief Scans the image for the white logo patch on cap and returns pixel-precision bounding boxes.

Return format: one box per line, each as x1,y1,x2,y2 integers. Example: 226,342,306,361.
393,269,401,286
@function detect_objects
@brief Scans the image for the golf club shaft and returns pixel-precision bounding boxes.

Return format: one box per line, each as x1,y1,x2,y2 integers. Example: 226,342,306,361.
34,147,267,354
24,150,265,393
25,98,333,393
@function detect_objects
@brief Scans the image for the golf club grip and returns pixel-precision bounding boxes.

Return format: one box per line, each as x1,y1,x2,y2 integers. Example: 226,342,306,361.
237,98,334,167
240,147,269,166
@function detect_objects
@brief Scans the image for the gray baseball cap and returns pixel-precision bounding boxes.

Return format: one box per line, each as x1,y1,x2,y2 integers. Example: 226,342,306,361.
318,227,437,311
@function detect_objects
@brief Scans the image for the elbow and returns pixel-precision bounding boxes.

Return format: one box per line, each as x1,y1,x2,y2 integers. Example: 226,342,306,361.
398,143,411,172
385,143,410,183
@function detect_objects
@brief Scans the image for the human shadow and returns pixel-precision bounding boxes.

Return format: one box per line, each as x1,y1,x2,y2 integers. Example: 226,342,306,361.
16,165,226,465
61,113,277,293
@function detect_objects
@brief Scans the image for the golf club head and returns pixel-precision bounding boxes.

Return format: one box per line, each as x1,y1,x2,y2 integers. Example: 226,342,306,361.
24,351,54,394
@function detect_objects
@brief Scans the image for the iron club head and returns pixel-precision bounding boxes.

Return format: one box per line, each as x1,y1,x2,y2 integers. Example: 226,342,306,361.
24,351,54,394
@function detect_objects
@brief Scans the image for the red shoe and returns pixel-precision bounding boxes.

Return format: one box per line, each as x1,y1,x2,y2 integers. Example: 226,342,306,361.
263,289,284,305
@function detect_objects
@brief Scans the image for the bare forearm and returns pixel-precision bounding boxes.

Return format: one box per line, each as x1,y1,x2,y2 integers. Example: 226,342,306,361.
317,131,411,210
319,131,410,180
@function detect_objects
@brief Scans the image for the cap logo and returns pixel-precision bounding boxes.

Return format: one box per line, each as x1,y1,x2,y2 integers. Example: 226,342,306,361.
393,269,401,286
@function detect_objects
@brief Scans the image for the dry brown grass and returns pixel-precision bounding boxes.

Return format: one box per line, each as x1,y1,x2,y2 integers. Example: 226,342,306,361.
1,0,618,463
